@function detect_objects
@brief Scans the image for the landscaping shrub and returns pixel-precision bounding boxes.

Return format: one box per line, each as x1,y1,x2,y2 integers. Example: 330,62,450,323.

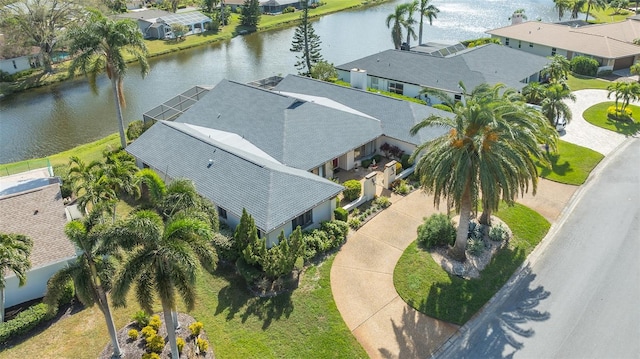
489,223,510,242
177,337,186,353
391,179,411,195
334,207,348,221
395,162,402,174
432,103,453,112
189,321,204,336
132,310,150,329
282,6,295,13
58,278,75,305
361,159,372,168
607,105,633,121
126,120,145,141
342,180,361,201
212,232,238,262
373,154,382,163
196,337,209,352
348,217,361,229
570,56,599,77
145,334,165,353
400,154,412,169
417,214,456,248
236,257,262,284
0,303,55,343
141,325,157,339
373,196,391,209
128,329,139,340
302,220,349,259
467,238,485,256
141,353,160,359
148,315,161,331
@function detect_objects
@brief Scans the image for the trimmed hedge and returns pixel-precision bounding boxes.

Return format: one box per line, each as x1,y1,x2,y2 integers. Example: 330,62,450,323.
342,180,361,201
334,207,348,221
417,214,456,248
570,56,599,77
0,303,55,343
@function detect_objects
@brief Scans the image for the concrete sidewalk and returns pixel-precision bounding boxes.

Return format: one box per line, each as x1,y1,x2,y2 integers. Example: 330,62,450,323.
329,90,627,358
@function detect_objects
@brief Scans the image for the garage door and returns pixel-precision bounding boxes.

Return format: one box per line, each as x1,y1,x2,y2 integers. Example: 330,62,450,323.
614,56,634,70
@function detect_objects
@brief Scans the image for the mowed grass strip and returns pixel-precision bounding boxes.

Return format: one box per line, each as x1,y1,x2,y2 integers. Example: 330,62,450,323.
0,255,366,359
393,203,550,325
566,73,611,91
535,140,604,186
583,101,640,136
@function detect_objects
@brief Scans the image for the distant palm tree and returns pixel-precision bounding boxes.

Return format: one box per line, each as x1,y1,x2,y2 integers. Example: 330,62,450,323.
541,83,577,125
585,0,607,21
386,4,408,49
553,0,573,20
403,1,419,48
108,210,217,359
43,210,123,358
570,0,587,19
418,0,440,45
410,83,556,261
66,11,149,149
0,233,33,322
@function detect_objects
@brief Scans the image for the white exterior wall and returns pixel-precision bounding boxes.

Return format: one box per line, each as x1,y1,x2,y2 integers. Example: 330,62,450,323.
264,198,335,247
0,56,32,75
379,136,417,159
4,259,74,308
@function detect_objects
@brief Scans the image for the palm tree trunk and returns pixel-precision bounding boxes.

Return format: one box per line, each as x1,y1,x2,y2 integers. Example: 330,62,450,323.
1,288,5,323
97,289,123,357
451,183,471,262
172,309,180,330
479,199,492,226
110,77,128,149
163,307,180,359
585,2,592,22
419,18,424,45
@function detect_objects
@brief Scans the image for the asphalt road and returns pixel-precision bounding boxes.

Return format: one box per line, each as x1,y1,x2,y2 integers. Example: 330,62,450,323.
435,138,640,359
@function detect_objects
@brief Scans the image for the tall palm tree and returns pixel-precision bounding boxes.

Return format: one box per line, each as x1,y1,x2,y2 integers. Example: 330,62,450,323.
0,233,33,322
386,4,408,49
542,55,571,85
585,0,607,21
570,0,587,19
66,11,150,149
403,1,419,48
108,210,217,359
409,83,556,261
553,0,573,20
418,0,439,45
607,81,640,111
522,82,547,105
43,210,122,357
541,83,577,125
68,156,117,216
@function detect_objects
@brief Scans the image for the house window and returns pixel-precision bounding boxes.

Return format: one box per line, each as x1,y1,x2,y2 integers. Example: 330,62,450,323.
218,206,227,219
388,82,403,95
551,47,557,56
529,43,533,48
505,38,510,46
371,77,379,89
292,209,312,230
454,94,462,102
518,40,522,49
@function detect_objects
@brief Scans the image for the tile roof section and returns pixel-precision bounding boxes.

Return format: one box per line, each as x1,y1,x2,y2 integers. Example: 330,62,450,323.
487,21,640,59
273,75,451,146
173,79,382,170
0,184,76,271
126,121,343,233
335,44,550,92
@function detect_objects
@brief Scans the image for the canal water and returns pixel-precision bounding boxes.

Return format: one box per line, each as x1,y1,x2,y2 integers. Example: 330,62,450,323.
0,0,564,164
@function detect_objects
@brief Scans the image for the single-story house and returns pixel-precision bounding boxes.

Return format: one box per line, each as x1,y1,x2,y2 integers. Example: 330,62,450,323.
115,10,211,39
225,0,317,13
129,75,450,245
486,18,640,71
0,168,77,314
335,43,550,105
0,34,41,75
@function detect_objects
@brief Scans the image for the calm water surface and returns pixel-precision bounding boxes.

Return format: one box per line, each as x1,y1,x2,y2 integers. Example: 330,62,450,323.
0,0,564,164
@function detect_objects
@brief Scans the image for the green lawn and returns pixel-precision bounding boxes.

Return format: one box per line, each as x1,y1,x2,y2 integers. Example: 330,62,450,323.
535,140,603,185
393,203,550,325
587,6,635,23
0,255,366,359
583,101,640,136
566,73,611,91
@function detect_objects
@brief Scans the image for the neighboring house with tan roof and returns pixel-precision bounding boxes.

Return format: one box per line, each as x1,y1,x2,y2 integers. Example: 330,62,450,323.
487,19,640,71
0,169,77,314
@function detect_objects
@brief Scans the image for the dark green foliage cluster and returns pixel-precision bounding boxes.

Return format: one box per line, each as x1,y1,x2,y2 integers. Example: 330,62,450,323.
132,310,150,329
302,220,349,260
342,180,361,202
400,154,412,169
390,179,412,195
126,120,146,141
282,6,296,13
239,0,261,29
570,56,599,77
211,231,237,263
417,214,456,248
0,303,55,343
334,207,348,221
489,223,509,242
290,3,323,76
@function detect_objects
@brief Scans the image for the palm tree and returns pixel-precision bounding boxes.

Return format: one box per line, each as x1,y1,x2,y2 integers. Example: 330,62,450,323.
553,0,573,20
403,1,419,48
43,210,123,357
522,82,547,105
409,83,556,261
386,4,408,49
0,233,33,322
66,11,150,149
607,82,640,111
68,156,117,216
418,0,440,45
108,210,217,359
542,55,571,85
541,83,577,125
629,62,640,83
570,0,587,19
585,0,607,21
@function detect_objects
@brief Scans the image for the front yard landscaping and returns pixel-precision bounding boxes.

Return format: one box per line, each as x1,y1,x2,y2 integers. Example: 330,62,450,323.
393,203,550,325
535,140,604,185
583,102,640,136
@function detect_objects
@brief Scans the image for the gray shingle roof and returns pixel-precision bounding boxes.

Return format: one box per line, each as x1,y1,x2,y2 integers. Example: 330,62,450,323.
126,121,343,233
173,79,382,170
336,44,550,92
273,75,451,146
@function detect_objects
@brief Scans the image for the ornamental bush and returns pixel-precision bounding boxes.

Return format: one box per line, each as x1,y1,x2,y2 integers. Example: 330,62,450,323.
148,315,161,331
128,329,139,340
343,180,361,201
607,105,633,121
141,353,160,359
0,303,55,343
373,196,391,209
570,56,599,77
189,321,204,336
489,223,510,242
141,325,156,339
282,5,295,13
126,120,145,141
145,334,165,354
132,310,150,329
334,207,348,221
417,214,456,248
177,337,186,353
400,154,412,169
196,337,209,352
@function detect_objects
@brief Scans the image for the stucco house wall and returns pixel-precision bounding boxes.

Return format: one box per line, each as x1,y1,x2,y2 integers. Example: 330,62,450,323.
4,260,74,308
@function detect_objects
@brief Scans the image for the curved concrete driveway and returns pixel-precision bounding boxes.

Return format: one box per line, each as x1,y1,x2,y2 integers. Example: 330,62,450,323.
329,89,631,358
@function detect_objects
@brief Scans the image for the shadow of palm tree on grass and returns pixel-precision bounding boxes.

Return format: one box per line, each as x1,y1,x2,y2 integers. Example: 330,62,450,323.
214,267,294,330
536,153,573,178
607,118,640,137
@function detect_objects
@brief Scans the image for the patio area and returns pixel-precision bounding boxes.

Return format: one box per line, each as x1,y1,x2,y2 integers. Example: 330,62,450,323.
333,156,405,204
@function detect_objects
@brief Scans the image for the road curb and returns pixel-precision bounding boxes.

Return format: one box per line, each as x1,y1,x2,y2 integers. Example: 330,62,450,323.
429,137,636,358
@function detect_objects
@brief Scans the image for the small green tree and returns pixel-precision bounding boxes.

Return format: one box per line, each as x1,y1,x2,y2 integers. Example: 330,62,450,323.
290,2,323,76
570,56,599,77
0,233,33,322
239,0,261,30
234,208,259,257
630,62,640,83
170,23,188,39
310,60,337,81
